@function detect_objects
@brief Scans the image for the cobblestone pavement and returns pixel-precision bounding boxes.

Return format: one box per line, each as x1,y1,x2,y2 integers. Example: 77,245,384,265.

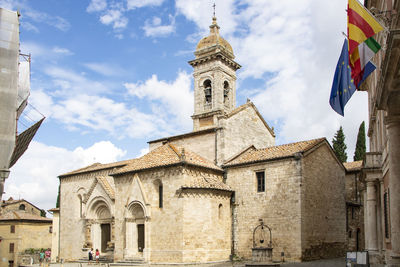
33,258,346,267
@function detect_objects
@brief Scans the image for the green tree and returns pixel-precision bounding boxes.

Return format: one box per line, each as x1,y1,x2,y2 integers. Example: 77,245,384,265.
354,121,366,161
40,209,46,217
332,126,347,163
56,182,60,208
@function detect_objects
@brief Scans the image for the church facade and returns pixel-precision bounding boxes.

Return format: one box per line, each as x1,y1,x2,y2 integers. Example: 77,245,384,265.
57,17,346,263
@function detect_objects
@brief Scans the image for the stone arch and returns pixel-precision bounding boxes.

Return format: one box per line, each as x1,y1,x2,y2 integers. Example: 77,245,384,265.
127,201,146,220
86,197,113,253
76,187,87,218
86,196,112,219
223,80,230,105
19,204,25,210
124,201,146,257
203,79,212,105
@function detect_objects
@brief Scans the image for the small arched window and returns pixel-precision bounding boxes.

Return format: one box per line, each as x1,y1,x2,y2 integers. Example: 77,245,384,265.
224,81,229,105
19,204,25,211
78,195,83,218
159,184,163,208
204,80,212,104
218,203,223,219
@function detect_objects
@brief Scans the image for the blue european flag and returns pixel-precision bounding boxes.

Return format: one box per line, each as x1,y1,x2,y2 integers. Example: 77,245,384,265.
329,39,356,116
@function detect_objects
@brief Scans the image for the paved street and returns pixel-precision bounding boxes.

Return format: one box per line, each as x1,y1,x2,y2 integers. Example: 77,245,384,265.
32,258,347,267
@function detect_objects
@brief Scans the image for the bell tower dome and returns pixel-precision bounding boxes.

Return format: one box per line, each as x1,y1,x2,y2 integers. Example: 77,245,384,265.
189,16,241,131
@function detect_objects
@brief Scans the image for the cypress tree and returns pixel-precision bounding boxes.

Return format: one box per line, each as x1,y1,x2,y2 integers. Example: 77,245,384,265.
332,126,347,163
354,121,366,161
56,183,60,208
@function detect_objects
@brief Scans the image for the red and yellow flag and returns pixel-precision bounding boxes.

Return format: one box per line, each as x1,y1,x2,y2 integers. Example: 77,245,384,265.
347,0,383,54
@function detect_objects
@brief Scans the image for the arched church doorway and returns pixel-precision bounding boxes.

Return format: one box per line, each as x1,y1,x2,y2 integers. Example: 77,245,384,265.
87,199,113,253
124,202,146,258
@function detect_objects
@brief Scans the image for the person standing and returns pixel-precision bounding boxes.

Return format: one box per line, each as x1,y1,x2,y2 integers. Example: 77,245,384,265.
39,250,45,266
88,248,93,263
44,248,51,266
95,249,100,264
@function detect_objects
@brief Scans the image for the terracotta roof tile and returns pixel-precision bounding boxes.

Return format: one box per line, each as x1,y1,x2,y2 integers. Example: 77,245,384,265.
113,143,222,175
343,161,363,171
0,210,52,222
182,176,233,191
224,138,326,166
59,159,136,177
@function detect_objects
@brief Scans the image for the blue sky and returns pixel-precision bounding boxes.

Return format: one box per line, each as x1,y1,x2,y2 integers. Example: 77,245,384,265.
1,0,369,213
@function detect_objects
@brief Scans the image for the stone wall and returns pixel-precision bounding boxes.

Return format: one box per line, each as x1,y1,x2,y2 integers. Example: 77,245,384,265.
345,170,364,251
220,105,275,165
149,131,216,163
181,188,232,262
226,158,303,262
301,143,346,260
51,211,60,262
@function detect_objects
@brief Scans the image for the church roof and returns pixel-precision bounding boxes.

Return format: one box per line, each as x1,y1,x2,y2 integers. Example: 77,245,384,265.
0,210,52,222
182,175,233,192
59,158,136,178
224,138,326,167
343,161,363,172
112,143,223,176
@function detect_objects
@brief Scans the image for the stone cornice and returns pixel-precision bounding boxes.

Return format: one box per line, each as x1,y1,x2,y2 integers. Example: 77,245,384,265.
189,52,241,71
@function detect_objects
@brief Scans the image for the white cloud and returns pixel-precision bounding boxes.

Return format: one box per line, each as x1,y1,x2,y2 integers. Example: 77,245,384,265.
83,62,126,76
0,0,16,10
52,46,73,55
20,42,73,61
44,66,109,95
21,21,40,33
127,0,164,10
124,71,193,128
24,9,70,31
176,0,237,35
87,0,107,13
100,9,128,29
143,15,175,37
5,141,126,213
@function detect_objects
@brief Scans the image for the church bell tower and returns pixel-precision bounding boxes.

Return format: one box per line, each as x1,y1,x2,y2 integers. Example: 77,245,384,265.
189,17,241,131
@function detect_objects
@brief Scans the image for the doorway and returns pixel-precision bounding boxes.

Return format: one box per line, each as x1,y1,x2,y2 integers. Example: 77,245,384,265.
137,224,144,252
101,223,111,252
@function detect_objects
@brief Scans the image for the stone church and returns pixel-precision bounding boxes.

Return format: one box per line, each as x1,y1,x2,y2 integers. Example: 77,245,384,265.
57,17,346,263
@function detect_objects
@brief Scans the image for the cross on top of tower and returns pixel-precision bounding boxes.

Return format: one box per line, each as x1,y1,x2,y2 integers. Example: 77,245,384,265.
213,2,216,17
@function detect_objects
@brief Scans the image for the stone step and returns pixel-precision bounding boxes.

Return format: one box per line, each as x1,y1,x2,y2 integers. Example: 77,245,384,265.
110,259,145,266
245,263,280,267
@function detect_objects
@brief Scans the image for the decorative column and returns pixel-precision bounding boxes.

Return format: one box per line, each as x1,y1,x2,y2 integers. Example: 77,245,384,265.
84,220,93,248
385,115,400,265
365,180,378,252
